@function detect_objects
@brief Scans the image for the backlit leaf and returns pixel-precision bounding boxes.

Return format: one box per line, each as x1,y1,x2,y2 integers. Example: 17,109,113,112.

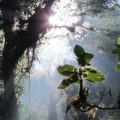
85,53,94,65
58,72,80,89
74,45,94,66
74,45,85,58
89,67,97,73
86,71,105,83
57,64,76,76
117,37,120,45
58,78,71,89
116,64,120,71
77,58,86,66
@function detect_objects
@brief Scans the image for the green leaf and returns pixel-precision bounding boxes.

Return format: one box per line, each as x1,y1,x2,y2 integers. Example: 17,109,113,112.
86,71,105,83
57,64,76,76
74,45,94,66
77,58,86,66
116,64,120,71
114,43,120,48
82,67,97,78
111,48,120,54
83,67,97,72
58,78,71,89
89,67,97,73
71,72,79,84
85,53,94,65
58,71,80,89
74,45,85,58
117,37,120,45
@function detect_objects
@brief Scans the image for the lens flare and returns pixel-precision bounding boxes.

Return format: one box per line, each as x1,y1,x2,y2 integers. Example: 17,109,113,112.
49,15,63,26
49,0,79,27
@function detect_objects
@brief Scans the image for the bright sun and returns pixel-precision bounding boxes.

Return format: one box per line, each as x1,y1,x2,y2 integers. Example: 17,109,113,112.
48,0,79,27
49,15,63,26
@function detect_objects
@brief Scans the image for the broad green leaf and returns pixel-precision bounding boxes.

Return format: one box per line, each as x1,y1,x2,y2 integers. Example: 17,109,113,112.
74,45,85,58
85,53,94,65
84,67,97,72
58,79,71,89
77,58,86,66
57,64,76,76
86,71,105,83
111,48,120,54
116,64,120,71
74,45,94,66
58,72,80,89
117,37,120,45
82,67,97,78
71,72,79,84
89,67,97,73
83,67,97,76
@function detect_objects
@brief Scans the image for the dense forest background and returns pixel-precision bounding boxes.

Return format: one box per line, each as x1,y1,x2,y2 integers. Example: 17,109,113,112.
0,0,120,120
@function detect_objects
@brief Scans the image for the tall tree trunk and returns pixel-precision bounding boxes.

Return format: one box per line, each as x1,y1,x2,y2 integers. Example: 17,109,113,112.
1,4,18,119
2,42,18,120
0,0,56,119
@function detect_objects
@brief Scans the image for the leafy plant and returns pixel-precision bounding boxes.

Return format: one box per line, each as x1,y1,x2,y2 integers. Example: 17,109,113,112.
112,37,120,71
57,44,120,116
57,45,105,89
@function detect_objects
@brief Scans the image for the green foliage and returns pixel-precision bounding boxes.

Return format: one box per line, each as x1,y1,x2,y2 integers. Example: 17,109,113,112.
74,45,85,58
74,45,93,66
116,64,120,71
85,53,94,65
86,71,105,83
58,68,79,89
84,67,97,73
57,64,76,76
57,45,105,89
112,37,120,71
117,37,120,45
58,45,120,114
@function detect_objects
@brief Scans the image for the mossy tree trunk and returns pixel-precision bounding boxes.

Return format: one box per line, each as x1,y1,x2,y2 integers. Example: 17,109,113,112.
0,0,56,120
